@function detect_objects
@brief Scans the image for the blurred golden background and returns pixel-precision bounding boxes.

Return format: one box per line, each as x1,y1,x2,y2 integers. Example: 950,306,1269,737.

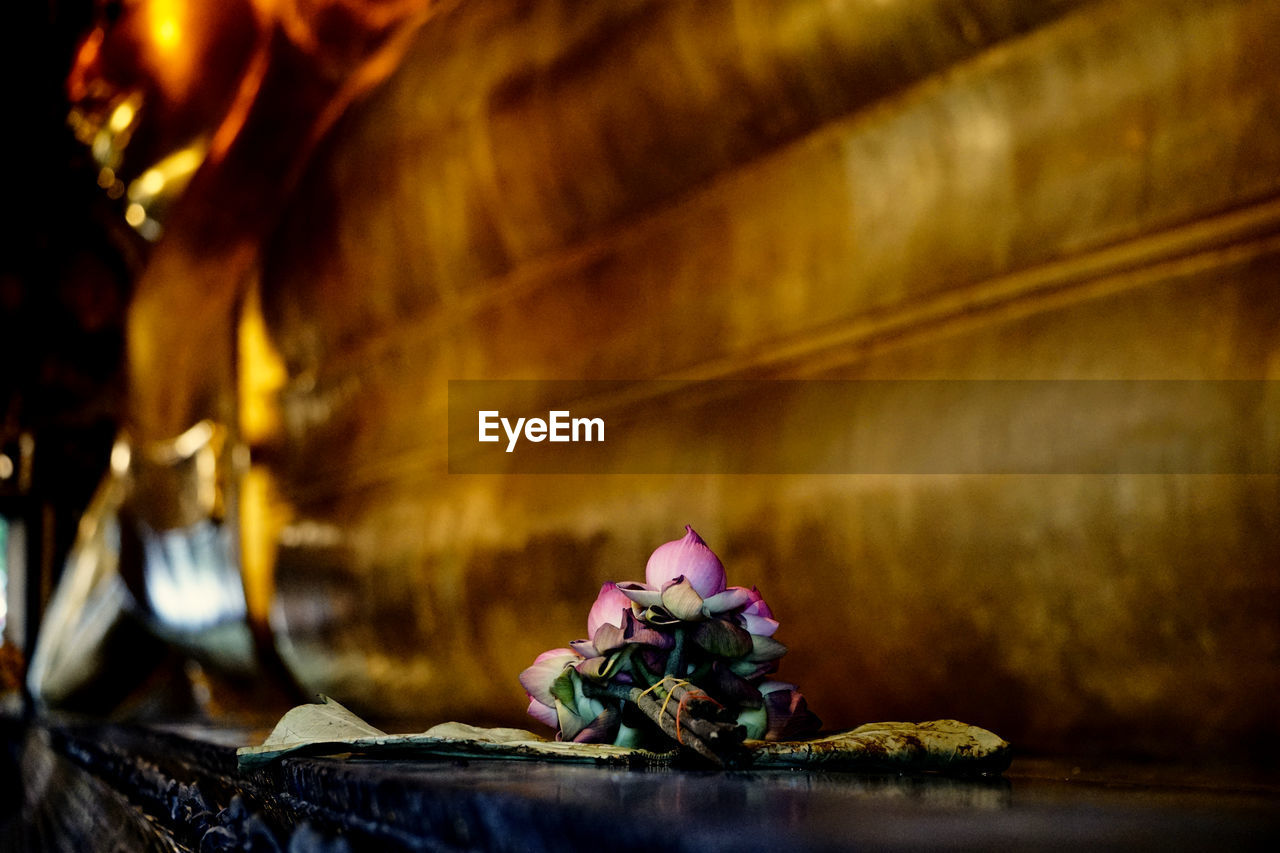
3,0,1278,766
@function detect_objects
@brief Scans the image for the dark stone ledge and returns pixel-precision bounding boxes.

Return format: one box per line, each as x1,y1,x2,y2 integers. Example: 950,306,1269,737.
4,717,1278,852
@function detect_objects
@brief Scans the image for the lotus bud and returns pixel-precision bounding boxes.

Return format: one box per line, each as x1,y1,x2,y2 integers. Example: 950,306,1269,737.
518,648,580,709
587,582,633,638
645,525,727,598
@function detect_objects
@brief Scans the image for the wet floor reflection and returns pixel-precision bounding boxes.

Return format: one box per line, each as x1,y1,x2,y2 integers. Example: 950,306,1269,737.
307,756,1275,851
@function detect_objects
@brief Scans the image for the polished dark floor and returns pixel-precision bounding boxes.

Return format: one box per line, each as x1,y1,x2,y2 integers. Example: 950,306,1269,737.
4,716,1277,851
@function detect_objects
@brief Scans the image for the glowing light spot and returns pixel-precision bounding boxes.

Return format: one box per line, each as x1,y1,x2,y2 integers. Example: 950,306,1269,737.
138,218,163,242
170,420,215,460
108,101,135,133
140,522,248,631
96,167,115,188
74,29,102,70
127,143,208,208
238,284,287,445
92,129,113,163
163,144,205,178
0,454,13,481
110,440,131,475
125,203,146,227
132,168,165,200
148,0,184,57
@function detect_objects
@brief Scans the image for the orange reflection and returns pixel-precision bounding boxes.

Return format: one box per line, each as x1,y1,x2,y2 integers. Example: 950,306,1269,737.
147,0,184,56
66,0,261,182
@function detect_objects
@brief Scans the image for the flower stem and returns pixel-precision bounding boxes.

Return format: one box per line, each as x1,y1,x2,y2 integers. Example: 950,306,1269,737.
629,676,746,766
581,681,635,703
665,627,687,678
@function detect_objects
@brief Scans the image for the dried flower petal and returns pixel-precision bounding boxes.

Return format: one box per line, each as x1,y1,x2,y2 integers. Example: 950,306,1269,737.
705,661,763,708
572,706,621,744
740,593,779,637
660,576,706,621
728,657,780,681
622,609,676,649
591,621,627,655
692,617,754,658
617,582,663,608
574,656,612,680
745,590,773,618
742,612,779,637
761,682,821,741
747,634,788,662
702,586,753,615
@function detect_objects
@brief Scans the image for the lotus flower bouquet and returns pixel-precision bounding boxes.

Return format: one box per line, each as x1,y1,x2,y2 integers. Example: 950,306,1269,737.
520,526,820,764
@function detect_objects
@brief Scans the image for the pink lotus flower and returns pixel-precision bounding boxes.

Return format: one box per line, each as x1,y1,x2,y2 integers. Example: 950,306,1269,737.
701,585,778,636
518,647,579,730
518,523,817,754
525,694,559,728
645,526,726,597
617,526,731,618
520,646,617,741
739,587,779,637
586,582,632,638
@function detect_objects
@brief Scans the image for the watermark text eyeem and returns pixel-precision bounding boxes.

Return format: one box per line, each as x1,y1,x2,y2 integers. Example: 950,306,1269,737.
478,410,605,453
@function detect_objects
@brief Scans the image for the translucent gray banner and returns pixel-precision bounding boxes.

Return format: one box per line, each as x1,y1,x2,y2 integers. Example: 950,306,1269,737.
447,380,1279,474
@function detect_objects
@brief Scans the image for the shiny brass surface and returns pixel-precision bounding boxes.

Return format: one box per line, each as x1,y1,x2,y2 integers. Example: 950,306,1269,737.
28,0,434,709
83,0,1280,760
251,0,1280,759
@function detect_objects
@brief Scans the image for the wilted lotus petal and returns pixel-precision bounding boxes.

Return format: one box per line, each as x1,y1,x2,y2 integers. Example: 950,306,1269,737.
526,694,559,728
759,680,797,695
743,588,773,617
569,638,598,658
660,576,706,621
556,699,586,741
691,617,754,658
747,634,787,662
637,647,669,675
591,621,627,655
701,586,753,615
760,681,822,741
737,681,799,740
638,605,681,627
587,582,634,638
518,648,580,707
617,582,664,608
572,706,621,744
645,526,727,598
622,609,676,649
728,657,780,682
706,661,763,708
574,655,613,680
742,594,778,635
